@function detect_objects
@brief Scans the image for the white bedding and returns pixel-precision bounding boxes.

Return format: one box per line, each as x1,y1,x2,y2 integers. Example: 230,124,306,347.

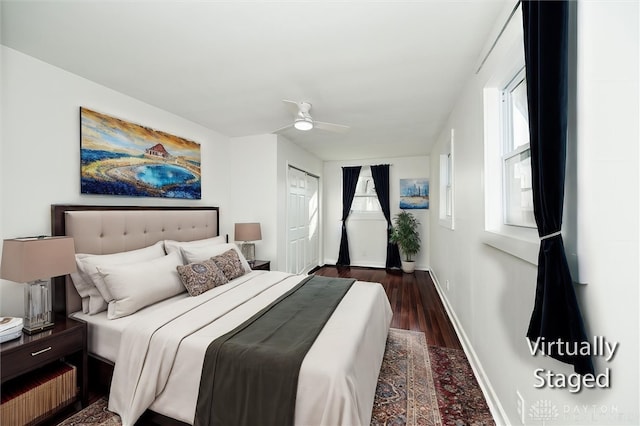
79,270,392,426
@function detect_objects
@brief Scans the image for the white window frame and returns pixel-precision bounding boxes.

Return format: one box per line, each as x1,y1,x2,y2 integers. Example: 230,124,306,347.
350,166,383,219
501,69,536,229
439,129,455,230
482,48,538,264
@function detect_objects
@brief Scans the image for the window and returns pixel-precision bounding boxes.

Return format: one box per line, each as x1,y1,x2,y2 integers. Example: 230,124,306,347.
481,4,538,265
501,71,535,228
439,129,454,229
351,168,381,213
445,153,453,216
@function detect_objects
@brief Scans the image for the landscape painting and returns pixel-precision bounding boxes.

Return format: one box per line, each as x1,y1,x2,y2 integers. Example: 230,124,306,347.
80,108,201,199
399,178,429,209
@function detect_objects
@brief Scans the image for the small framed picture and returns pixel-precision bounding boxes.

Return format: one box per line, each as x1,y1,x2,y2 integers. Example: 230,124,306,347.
400,178,429,209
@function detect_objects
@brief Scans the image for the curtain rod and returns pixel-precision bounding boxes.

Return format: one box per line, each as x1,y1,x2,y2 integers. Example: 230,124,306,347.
341,164,393,168
475,0,522,74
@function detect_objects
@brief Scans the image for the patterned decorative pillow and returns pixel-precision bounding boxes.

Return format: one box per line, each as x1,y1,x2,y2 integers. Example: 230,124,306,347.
177,258,229,296
211,249,246,281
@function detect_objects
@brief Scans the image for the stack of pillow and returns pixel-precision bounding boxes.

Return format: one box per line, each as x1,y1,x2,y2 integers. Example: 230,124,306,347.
69,236,253,319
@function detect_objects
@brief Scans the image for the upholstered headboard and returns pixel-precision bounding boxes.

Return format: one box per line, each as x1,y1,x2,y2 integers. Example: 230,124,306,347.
51,205,220,316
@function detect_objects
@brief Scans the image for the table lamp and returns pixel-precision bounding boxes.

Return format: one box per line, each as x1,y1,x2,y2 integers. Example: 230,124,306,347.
1,236,76,334
234,223,262,264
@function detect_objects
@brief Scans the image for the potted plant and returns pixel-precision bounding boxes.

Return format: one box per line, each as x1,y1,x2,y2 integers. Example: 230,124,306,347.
390,210,421,273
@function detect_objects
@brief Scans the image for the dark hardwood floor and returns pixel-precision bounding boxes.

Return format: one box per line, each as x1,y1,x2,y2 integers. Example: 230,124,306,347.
313,265,462,350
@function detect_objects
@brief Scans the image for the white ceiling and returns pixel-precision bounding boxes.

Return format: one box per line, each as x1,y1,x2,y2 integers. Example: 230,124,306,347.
1,0,507,161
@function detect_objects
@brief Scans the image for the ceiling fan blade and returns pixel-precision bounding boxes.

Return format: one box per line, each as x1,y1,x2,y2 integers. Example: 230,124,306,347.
282,99,301,115
314,121,350,134
272,123,294,134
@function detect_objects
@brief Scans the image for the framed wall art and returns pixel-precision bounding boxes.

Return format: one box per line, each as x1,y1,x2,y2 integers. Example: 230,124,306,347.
399,178,429,209
80,107,201,199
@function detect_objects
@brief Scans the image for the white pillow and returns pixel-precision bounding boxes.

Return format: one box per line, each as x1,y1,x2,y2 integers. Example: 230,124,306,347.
69,269,103,314
164,236,227,260
75,241,165,314
81,296,90,314
97,251,185,319
180,243,252,273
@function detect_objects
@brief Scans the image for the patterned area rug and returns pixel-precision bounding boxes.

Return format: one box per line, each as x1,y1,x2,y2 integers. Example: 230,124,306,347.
58,329,491,426
428,346,495,426
57,399,119,426
371,329,442,426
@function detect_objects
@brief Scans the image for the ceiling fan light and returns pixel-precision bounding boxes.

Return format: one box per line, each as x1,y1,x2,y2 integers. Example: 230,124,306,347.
294,118,313,131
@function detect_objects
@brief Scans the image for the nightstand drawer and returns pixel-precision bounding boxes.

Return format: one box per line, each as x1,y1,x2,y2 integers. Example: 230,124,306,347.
1,328,83,382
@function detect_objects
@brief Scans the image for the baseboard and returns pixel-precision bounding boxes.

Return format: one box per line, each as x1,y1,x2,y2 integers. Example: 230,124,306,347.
307,265,323,274
319,261,430,272
428,270,510,426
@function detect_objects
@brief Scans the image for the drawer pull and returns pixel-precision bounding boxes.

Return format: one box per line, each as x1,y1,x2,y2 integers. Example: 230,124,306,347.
31,347,52,356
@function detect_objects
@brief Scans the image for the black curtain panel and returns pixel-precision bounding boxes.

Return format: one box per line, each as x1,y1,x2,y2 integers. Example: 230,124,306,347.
337,166,361,266
370,164,402,269
522,0,593,375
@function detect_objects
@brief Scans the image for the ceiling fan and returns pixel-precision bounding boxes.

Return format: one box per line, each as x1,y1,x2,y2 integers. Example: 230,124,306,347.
273,100,350,134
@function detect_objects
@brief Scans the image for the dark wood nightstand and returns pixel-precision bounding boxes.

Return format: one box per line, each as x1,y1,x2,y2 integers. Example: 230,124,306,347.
250,260,270,271
1,315,88,423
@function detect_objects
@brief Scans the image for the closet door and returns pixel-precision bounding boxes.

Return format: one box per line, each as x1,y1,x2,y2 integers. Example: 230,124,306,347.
307,174,319,271
287,166,319,274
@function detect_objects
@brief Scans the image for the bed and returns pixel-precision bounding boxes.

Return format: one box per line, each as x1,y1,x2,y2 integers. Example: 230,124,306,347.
51,205,393,426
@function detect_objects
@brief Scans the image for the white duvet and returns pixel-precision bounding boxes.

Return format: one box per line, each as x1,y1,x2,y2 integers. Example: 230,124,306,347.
108,271,393,426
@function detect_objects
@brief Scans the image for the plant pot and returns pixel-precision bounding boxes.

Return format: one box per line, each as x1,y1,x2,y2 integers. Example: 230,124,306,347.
401,261,416,274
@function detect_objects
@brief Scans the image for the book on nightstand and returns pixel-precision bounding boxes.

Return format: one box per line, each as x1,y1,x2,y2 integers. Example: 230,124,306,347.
0,317,23,343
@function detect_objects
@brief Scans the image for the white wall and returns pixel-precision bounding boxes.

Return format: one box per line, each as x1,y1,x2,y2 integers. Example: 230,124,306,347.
323,156,430,269
227,134,323,272
228,134,278,266
429,1,638,425
0,47,231,316
0,20,5,287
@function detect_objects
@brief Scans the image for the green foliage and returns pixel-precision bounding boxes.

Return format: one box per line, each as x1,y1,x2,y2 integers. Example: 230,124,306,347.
390,210,421,262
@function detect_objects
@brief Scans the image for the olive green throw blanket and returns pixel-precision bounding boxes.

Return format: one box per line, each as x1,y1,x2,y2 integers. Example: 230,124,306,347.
194,275,356,426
